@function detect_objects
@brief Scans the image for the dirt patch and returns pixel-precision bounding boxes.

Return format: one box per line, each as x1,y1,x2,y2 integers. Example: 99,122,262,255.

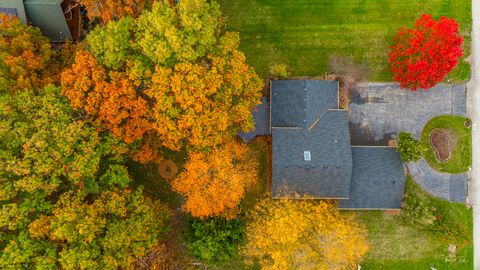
430,129,458,163
158,159,178,181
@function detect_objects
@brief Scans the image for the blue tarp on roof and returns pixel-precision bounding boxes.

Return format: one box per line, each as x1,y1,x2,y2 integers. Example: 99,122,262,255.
238,97,270,143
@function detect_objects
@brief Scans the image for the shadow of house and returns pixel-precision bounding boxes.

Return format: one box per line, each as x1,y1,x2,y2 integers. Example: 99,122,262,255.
240,80,406,210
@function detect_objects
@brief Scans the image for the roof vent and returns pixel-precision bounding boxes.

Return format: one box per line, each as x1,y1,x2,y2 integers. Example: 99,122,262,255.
303,151,311,161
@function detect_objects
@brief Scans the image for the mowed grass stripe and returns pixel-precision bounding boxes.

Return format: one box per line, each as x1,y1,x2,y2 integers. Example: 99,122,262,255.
218,0,471,81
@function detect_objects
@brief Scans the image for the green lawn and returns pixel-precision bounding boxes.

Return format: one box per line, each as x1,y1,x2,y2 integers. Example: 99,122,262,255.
421,115,472,174
216,0,471,81
356,177,472,269
128,141,472,269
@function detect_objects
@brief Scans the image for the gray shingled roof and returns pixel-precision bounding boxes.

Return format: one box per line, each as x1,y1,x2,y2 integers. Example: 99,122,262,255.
0,1,27,24
270,79,406,208
24,0,72,42
271,80,338,128
272,110,352,198
238,97,270,143
339,147,406,209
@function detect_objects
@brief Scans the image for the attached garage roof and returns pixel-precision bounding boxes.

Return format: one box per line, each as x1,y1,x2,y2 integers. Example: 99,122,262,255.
340,147,406,209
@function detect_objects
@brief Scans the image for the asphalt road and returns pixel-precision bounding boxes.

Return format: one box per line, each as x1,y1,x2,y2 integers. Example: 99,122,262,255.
466,0,480,269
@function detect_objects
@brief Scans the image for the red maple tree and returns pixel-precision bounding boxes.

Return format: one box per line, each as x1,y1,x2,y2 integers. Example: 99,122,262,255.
389,14,463,90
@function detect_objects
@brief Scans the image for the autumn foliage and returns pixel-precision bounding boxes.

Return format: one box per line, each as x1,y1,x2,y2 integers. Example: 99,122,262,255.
172,140,258,218
28,188,170,269
389,14,463,90
61,50,152,144
79,0,155,23
0,14,60,93
242,198,368,269
0,87,170,269
61,0,262,153
147,35,261,150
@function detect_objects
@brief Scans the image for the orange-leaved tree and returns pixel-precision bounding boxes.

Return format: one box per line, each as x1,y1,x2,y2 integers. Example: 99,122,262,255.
61,0,262,154
172,140,258,218
61,50,152,144
79,0,155,23
242,198,369,269
0,14,60,93
146,32,261,151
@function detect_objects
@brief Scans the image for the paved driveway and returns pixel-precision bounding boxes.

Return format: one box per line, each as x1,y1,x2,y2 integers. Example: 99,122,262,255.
348,82,468,204
349,82,466,145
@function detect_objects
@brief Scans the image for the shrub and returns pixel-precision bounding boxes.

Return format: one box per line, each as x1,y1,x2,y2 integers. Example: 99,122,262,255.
403,197,436,227
402,178,472,242
185,216,245,262
397,132,428,162
269,64,289,79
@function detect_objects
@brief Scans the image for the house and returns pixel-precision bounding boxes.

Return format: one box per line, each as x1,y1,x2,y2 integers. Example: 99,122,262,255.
0,0,81,42
240,80,406,210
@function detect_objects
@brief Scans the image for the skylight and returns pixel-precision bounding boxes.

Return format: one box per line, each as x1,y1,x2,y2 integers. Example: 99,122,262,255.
304,151,311,161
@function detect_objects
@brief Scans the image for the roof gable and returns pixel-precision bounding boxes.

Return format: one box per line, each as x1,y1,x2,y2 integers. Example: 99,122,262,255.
271,80,338,128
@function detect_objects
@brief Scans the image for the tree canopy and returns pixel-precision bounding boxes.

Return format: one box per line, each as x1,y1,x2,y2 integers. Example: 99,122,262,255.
0,86,170,269
397,132,428,162
0,14,61,94
172,140,258,218
242,198,368,270
389,14,463,90
79,0,155,23
61,0,263,154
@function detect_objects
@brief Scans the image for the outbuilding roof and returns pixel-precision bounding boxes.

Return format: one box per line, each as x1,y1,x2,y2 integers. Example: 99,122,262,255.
24,0,72,42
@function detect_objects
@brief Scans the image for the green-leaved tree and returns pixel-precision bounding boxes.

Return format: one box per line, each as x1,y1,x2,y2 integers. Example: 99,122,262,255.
0,86,170,269
397,132,428,162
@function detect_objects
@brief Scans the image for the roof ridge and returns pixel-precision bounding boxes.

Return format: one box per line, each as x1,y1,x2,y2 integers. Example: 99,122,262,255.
308,109,346,131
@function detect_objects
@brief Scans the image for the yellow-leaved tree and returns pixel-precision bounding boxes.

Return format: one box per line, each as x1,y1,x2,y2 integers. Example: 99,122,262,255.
61,0,262,156
242,198,369,270
172,140,258,218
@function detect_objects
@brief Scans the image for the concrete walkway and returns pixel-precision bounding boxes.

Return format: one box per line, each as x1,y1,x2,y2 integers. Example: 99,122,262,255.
406,159,467,203
466,0,480,268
